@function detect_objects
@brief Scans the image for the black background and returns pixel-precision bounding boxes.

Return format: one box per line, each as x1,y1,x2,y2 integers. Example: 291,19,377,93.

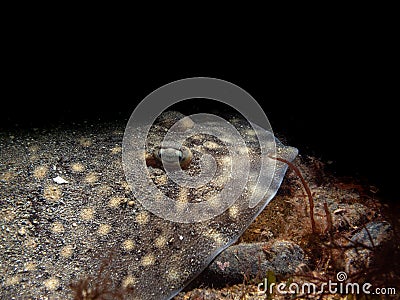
1,47,396,202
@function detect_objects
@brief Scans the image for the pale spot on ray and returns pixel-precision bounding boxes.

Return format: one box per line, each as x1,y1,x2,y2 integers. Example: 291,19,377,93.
165,267,190,288
154,174,168,185
96,185,112,196
80,207,95,221
203,141,221,150
165,268,180,284
154,193,164,203
43,277,60,291
135,211,149,225
122,274,137,288
190,134,204,142
0,171,16,182
154,235,167,248
192,145,203,153
175,199,188,212
122,239,135,251
229,205,239,218
113,158,123,168
78,137,92,147
84,172,98,184
141,253,155,266
245,129,257,136
24,237,38,249
121,181,132,193
33,165,48,179
237,146,249,155
219,135,233,143
51,222,65,234
203,229,226,247
5,275,21,286
28,144,40,153
24,261,37,272
18,227,27,235
219,156,232,168
29,154,39,161
1,207,16,222
97,224,111,236
207,196,222,209
113,129,124,135
43,184,62,202
71,162,85,172
177,187,189,204
213,173,230,186
60,245,74,258
229,117,241,124
110,146,122,155
108,196,127,208
246,181,258,194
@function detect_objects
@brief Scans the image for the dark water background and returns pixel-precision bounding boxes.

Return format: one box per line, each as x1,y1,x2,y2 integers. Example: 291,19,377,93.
1,58,396,202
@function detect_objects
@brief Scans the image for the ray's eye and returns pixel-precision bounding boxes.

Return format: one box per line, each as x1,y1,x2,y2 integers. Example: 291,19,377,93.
178,151,183,162
153,146,193,169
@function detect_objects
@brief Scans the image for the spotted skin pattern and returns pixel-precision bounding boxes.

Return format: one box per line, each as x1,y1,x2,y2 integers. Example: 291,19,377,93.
0,112,297,299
